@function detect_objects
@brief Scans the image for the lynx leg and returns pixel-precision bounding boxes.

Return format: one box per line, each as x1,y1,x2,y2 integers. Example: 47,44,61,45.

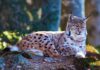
43,41,60,57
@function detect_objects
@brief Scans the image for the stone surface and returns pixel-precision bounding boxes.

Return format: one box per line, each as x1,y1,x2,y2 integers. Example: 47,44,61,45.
0,51,100,70
0,52,83,70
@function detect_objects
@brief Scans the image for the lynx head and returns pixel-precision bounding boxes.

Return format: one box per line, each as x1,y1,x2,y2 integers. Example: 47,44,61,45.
66,14,87,37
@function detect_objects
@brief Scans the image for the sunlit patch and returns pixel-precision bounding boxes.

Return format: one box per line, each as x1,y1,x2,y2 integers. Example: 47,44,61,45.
3,42,7,47
86,44,99,54
37,8,42,19
26,0,33,5
3,31,12,40
0,31,22,49
26,11,33,22
26,26,31,31
90,61,100,66
0,38,2,41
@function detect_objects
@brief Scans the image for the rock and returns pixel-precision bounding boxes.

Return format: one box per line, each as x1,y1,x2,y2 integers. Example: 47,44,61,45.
0,51,87,70
0,57,5,70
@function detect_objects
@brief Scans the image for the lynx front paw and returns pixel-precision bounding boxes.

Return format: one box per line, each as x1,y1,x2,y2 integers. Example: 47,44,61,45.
75,51,85,58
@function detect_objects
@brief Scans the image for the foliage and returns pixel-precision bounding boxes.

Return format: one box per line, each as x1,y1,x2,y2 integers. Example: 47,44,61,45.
0,0,61,48
0,0,41,48
86,45,99,54
0,31,22,49
86,45,100,68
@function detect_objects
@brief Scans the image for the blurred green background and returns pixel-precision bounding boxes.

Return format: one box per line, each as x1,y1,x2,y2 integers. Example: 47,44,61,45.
0,0,100,50
0,0,61,48
0,0,100,48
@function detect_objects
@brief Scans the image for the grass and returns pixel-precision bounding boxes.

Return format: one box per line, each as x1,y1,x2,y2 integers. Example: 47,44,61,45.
86,44,100,68
86,44,99,54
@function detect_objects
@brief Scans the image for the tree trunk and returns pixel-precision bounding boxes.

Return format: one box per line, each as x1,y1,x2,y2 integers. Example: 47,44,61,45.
85,0,100,47
0,0,61,47
60,0,85,30
0,0,61,32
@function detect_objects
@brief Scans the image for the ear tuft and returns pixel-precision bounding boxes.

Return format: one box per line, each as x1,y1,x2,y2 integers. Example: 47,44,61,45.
68,14,73,22
83,17,89,23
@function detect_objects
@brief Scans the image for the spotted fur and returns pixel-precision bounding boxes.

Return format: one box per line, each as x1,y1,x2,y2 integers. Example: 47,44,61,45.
8,15,87,58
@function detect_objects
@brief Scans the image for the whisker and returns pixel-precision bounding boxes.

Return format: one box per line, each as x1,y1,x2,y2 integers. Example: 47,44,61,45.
84,11,99,21
83,13,92,21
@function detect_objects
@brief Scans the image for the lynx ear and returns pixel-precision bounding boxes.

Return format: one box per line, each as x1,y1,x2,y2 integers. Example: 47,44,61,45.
66,14,73,31
83,17,89,23
67,14,73,22
83,13,92,22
